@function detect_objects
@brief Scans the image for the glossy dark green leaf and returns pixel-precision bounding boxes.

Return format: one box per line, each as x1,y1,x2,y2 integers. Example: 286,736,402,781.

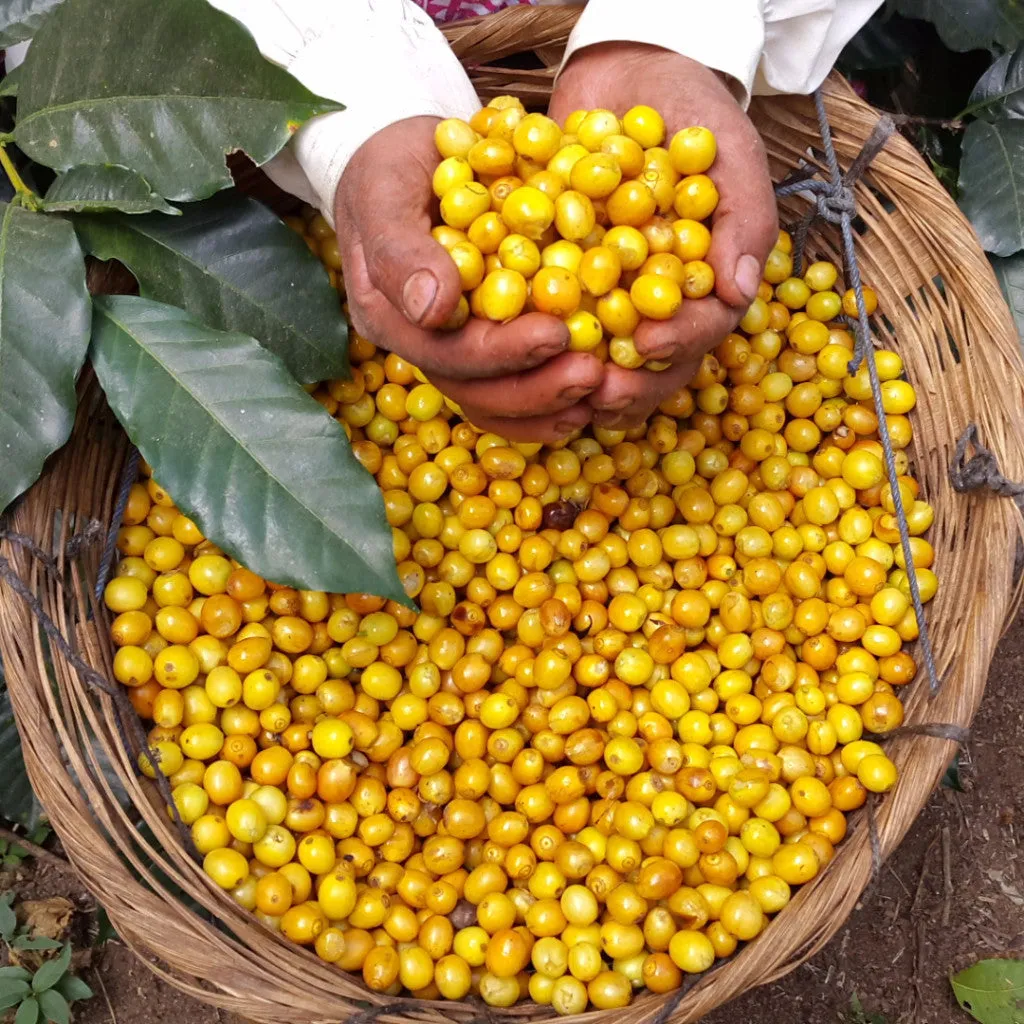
0,203,91,514
42,166,178,215
13,0,343,201
54,975,92,1004
31,945,70,994
991,253,1024,345
0,681,44,830
37,989,70,1024
895,0,1024,51
965,47,1024,121
959,120,1024,257
0,0,65,46
952,959,1024,1023
75,194,347,383
90,296,406,603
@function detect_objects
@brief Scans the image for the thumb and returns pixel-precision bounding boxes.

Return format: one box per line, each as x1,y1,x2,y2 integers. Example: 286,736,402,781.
336,117,464,330
362,225,464,331
705,136,779,309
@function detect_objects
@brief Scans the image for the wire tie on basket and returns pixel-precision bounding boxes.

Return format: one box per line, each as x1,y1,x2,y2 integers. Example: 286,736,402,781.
875,722,970,743
95,447,141,601
950,424,1024,499
0,522,103,581
774,90,941,698
0,525,194,854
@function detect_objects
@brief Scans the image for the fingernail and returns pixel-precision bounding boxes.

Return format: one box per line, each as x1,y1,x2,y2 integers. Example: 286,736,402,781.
560,383,596,402
537,333,570,361
595,413,627,430
402,269,439,325
602,397,632,412
554,419,581,437
641,345,676,361
735,254,762,303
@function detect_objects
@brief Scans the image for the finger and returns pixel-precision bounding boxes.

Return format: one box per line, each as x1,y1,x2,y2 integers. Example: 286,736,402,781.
336,119,463,330
588,359,699,429
632,294,741,360
706,123,779,309
459,402,593,444
342,239,571,378
431,353,604,419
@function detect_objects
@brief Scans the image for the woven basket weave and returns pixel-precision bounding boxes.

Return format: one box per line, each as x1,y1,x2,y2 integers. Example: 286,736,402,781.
3,6,1024,1023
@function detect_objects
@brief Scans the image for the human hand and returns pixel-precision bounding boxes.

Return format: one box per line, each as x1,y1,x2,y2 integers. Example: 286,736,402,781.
334,116,604,441
550,43,778,429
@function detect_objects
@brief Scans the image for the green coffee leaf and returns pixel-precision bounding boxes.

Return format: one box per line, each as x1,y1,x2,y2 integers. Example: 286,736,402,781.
895,0,1024,51
0,0,65,47
0,673,43,831
14,996,38,1024
965,47,1024,121
75,194,347,384
42,166,178,215
952,959,1024,1023
0,204,91,514
37,989,70,1024
54,975,92,1003
991,253,1024,345
90,296,407,603
959,120,1024,257
14,0,342,201
31,945,70,993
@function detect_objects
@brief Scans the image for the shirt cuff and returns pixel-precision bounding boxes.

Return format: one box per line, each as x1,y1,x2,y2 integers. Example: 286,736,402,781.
210,0,481,221
561,0,766,109
286,29,480,219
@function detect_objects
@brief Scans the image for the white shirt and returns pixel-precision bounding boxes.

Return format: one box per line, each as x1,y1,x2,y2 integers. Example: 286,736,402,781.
8,1,883,215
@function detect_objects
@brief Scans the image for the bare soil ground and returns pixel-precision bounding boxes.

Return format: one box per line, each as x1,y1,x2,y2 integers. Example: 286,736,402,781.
6,611,1024,1024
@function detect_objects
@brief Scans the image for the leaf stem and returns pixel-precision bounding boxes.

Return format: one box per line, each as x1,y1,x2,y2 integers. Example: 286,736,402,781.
0,143,40,209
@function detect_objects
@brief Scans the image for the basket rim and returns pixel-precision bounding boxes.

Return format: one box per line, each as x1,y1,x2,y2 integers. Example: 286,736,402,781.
3,10,1024,1024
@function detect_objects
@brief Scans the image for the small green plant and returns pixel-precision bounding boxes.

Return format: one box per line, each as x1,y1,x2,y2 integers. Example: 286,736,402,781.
842,992,888,1024
0,829,51,870
0,894,61,953
0,896,93,1024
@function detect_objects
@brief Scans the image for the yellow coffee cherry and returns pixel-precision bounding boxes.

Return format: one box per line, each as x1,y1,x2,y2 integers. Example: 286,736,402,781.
669,126,717,175
622,105,666,149
475,269,528,322
502,186,556,241
631,274,682,321
441,182,491,230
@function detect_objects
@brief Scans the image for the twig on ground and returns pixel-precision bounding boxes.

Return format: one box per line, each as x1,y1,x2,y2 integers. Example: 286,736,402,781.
96,967,118,1024
0,826,67,872
941,827,953,927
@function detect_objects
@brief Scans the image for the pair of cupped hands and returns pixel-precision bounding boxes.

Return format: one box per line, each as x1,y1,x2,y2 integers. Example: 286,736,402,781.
334,43,779,442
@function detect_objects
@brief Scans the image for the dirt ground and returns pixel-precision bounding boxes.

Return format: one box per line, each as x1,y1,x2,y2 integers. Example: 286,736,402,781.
4,610,1024,1024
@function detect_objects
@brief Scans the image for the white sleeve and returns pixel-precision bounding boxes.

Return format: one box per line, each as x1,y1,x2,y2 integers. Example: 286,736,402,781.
561,0,883,109
207,0,481,218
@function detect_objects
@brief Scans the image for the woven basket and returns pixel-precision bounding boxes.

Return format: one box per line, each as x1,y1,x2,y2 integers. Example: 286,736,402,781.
3,6,1024,1023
